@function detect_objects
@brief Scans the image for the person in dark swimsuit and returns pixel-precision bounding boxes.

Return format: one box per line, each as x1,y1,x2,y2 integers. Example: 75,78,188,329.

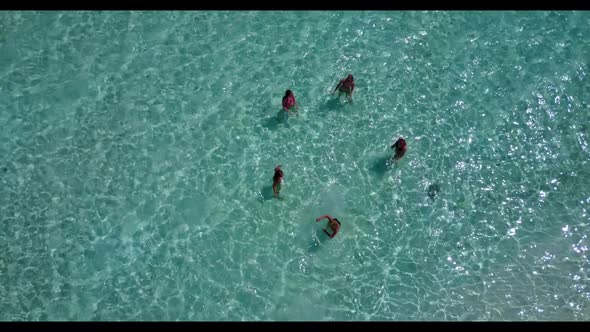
272,165,284,198
315,214,341,239
391,137,407,161
282,90,299,116
333,74,355,101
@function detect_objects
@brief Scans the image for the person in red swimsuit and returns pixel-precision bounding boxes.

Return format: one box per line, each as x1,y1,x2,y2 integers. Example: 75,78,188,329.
282,90,299,116
333,74,355,101
316,214,341,239
391,137,407,161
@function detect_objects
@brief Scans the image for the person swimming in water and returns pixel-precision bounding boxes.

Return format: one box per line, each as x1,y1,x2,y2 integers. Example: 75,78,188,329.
332,74,355,101
391,137,407,161
427,183,440,200
282,90,299,116
316,214,341,239
272,165,284,198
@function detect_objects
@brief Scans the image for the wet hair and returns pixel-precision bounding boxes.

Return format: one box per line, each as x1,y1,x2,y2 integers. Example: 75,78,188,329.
334,218,341,225
347,75,353,80
285,90,293,96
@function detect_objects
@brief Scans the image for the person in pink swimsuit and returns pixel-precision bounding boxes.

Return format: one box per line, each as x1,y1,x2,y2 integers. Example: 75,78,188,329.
391,137,407,161
333,74,355,101
282,90,299,116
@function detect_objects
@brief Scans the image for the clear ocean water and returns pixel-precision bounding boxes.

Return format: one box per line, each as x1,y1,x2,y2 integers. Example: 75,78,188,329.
0,11,589,321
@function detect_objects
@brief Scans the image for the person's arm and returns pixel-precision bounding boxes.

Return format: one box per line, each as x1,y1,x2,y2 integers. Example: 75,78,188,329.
316,214,331,222
333,81,342,93
322,227,338,238
329,228,338,238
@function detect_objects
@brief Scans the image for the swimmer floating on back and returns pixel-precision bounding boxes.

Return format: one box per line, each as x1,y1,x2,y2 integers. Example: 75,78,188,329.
282,90,299,116
316,214,341,239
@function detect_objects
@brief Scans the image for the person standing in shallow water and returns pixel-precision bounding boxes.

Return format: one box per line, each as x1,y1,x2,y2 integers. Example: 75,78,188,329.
282,90,299,116
272,165,284,198
391,137,407,161
333,74,355,101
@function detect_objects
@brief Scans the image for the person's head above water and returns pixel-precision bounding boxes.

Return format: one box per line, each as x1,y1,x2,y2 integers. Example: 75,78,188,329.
285,90,293,97
398,137,407,148
346,74,353,81
273,166,283,181
392,137,407,153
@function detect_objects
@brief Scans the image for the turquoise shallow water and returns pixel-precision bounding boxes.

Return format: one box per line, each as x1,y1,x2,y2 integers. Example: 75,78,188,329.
0,11,589,321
